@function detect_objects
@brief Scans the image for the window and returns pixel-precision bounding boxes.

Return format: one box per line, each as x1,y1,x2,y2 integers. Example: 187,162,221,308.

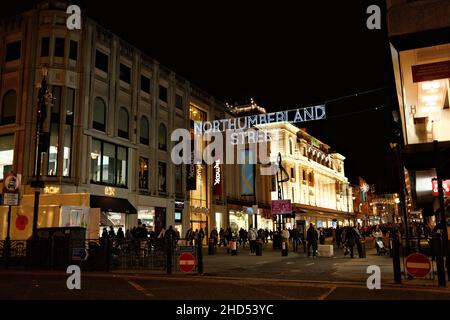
63,88,75,177
140,116,149,145
69,40,78,60
54,37,65,57
290,167,294,179
141,75,150,93
118,107,129,139
139,157,149,189
159,85,168,102
158,123,167,150
289,139,293,155
95,50,108,72
158,162,167,192
0,134,14,177
40,37,50,57
91,138,128,187
93,97,106,131
309,171,314,186
5,41,21,62
47,86,61,176
119,63,131,83
175,94,183,109
302,170,307,181
1,90,17,125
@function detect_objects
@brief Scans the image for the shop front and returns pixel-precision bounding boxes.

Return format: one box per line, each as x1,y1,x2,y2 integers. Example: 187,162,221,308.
293,204,355,229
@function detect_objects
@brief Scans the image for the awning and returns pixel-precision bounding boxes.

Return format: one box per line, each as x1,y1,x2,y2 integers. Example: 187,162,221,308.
293,204,355,221
90,195,137,214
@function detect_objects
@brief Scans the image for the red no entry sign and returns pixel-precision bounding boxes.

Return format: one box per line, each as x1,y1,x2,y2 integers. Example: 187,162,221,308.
179,252,195,273
405,253,431,278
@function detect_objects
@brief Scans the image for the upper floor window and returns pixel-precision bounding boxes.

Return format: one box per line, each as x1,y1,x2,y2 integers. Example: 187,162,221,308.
54,37,65,57
69,40,78,60
140,116,149,145
0,134,14,177
119,63,131,83
1,90,17,125
159,85,168,102
40,37,50,57
290,167,294,179
141,75,151,93
95,50,108,73
158,123,167,150
139,157,149,189
175,94,183,109
93,97,106,132
289,139,293,155
118,107,129,139
90,138,128,187
5,41,21,62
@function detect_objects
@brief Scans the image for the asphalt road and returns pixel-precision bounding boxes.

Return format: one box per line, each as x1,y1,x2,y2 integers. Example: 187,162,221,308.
0,272,449,300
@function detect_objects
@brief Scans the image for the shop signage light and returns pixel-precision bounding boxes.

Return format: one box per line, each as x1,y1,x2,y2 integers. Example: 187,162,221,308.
44,186,60,194
104,186,116,197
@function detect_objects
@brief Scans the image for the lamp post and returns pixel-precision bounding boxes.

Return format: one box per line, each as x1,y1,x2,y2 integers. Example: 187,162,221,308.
31,66,51,241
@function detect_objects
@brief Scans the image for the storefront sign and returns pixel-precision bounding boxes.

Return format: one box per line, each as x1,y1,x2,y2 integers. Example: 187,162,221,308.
44,186,60,194
412,60,450,83
213,159,222,196
104,186,116,196
272,199,292,214
240,150,255,196
432,179,450,196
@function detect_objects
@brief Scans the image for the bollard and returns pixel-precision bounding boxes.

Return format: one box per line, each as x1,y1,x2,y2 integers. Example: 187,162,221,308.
208,238,216,255
197,237,204,275
256,239,263,256
231,238,238,256
166,236,172,275
433,233,446,287
281,241,288,256
358,240,366,258
392,233,401,284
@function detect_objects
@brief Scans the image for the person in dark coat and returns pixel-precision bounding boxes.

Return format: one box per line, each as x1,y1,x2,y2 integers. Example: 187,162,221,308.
344,227,359,258
306,223,318,257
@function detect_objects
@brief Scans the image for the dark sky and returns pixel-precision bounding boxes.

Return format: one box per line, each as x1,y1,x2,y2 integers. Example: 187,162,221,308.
4,0,400,193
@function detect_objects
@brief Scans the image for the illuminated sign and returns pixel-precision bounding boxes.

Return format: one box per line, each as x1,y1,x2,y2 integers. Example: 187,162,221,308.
213,159,222,196
44,186,60,194
104,186,116,196
432,179,450,196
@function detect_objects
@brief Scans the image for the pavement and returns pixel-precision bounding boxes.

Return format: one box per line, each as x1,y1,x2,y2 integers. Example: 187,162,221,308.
0,241,448,299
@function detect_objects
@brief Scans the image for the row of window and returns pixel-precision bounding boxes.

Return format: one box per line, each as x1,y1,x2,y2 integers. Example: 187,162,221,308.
4,38,78,63
92,97,168,149
94,49,184,108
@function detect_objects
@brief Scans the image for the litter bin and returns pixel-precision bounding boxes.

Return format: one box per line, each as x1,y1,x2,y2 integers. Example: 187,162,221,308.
358,239,366,258
231,237,238,256
281,240,288,256
255,239,263,256
208,238,216,255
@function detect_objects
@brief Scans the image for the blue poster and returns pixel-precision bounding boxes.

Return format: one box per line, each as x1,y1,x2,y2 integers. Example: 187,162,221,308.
241,150,254,196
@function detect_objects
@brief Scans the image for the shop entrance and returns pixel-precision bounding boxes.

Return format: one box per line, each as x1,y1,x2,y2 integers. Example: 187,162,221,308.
190,213,208,243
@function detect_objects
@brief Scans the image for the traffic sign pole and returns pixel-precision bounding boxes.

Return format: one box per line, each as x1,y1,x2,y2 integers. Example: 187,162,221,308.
4,205,12,269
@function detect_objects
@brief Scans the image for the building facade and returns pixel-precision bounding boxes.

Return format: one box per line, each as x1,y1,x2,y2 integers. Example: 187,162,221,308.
0,0,228,240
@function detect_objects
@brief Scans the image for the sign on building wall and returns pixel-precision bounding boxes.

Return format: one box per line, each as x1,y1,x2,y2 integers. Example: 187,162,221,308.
271,199,292,214
240,150,254,196
213,159,222,196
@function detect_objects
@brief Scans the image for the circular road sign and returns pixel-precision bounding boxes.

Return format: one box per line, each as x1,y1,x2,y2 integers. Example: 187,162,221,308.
179,252,196,273
4,172,19,192
405,253,431,278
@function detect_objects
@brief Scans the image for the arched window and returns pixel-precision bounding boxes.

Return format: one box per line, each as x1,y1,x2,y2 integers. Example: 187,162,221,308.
158,123,167,150
1,90,17,125
118,107,129,139
140,116,149,145
93,97,106,132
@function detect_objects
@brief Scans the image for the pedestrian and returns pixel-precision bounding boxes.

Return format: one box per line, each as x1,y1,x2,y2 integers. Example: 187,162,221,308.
210,227,219,246
292,227,300,252
101,227,108,239
336,225,342,248
248,225,257,254
344,226,359,258
306,223,318,257
219,227,226,247
116,227,125,245
108,226,116,239
281,227,290,250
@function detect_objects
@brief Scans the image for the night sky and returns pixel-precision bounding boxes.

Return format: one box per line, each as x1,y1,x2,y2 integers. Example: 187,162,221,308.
4,0,400,193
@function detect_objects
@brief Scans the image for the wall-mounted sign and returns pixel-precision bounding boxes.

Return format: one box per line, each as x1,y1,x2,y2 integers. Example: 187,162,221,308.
271,199,292,215
432,179,450,196
44,186,60,194
104,186,116,197
3,171,20,206
213,159,222,196
175,201,185,210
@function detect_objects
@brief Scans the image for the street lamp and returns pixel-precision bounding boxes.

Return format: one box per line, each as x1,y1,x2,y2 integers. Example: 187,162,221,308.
30,66,52,241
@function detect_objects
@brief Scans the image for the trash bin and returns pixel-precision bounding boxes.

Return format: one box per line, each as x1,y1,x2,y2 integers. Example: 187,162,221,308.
208,238,216,255
255,239,263,256
358,239,366,258
231,237,238,256
281,240,288,256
